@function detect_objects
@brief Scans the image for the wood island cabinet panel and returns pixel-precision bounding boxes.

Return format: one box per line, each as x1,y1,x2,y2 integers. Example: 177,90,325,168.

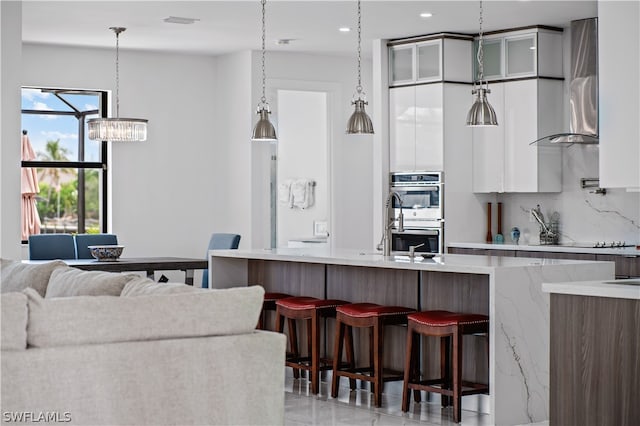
595,254,639,278
550,293,640,426
248,259,325,298
420,272,490,384
326,265,419,371
542,251,596,261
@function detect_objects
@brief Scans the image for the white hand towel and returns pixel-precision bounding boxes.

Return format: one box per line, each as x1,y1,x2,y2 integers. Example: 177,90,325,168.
278,180,293,207
291,179,308,209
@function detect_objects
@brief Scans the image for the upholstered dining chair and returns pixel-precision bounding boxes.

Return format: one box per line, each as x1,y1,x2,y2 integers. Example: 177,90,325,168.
74,233,119,259
28,233,77,260
202,233,241,288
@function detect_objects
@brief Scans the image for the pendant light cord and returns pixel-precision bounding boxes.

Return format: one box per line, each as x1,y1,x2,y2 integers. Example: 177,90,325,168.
109,27,126,119
356,0,363,94
476,0,485,83
261,0,267,105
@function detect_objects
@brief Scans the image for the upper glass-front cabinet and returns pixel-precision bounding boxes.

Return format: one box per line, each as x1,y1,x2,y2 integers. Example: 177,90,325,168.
506,35,536,76
416,41,442,81
390,45,415,84
473,27,563,81
389,36,473,86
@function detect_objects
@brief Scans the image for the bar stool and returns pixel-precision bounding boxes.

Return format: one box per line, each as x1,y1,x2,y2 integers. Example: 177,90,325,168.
401,310,489,423
258,292,291,330
331,302,415,407
275,296,354,394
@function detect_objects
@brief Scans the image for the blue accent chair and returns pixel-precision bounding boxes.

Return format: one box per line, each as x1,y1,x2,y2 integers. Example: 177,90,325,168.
28,233,77,260
74,233,119,259
202,233,241,288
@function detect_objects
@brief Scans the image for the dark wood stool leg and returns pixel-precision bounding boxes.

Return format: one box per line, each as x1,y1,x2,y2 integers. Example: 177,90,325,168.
373,319,383,407
288,318,300,379
412,330,421,404
345,325,356,390
331,318,346,398
453,329,462,423
311,312,320,394
441,335,451,407
402,324,415,412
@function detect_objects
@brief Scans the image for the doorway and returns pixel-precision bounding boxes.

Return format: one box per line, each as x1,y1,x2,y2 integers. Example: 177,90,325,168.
273,89,330,248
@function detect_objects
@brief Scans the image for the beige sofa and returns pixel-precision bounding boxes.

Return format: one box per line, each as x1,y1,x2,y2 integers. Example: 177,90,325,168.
1,259,286,425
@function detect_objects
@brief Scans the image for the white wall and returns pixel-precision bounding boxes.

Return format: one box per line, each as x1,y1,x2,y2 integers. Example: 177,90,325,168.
19,44,220,272
276,90,328,246
0,1,23,260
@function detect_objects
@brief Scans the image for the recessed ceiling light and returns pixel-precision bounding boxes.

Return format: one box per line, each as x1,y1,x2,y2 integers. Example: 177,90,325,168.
163,16,200,25
420,12,433,18
339,27,351,32
276,39,295,45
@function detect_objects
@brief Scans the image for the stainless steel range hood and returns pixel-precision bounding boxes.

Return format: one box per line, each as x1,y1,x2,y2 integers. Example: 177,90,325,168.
532,18,598,146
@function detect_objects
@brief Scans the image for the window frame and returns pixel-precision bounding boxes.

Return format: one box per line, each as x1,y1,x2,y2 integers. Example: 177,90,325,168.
20,87,109,242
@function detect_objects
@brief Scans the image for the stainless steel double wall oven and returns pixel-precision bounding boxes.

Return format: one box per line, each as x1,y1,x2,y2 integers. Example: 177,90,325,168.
390,172,443,254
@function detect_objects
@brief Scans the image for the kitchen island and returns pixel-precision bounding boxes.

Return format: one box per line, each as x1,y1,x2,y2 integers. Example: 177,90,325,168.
209,248,614,425
543,278,640,426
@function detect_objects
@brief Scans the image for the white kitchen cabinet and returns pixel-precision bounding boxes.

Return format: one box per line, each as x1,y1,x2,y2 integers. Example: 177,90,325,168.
474,27,563,81
472,79,563,192
598,1,640,189
390,84,443,172
389,36,472,86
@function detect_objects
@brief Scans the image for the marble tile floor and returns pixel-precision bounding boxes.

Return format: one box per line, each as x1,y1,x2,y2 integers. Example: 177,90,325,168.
284,372,492,426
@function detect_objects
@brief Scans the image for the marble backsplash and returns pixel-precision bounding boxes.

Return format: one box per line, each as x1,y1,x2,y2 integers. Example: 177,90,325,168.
496,145,640,246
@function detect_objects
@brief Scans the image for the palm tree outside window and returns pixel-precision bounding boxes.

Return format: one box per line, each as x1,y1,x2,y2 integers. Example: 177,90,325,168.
20,87,109,242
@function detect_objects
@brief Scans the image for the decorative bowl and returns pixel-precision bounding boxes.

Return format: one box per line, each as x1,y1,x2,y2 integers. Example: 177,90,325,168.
88,245,124,261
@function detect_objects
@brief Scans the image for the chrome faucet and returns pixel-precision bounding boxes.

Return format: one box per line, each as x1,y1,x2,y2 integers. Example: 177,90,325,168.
377,191,404,256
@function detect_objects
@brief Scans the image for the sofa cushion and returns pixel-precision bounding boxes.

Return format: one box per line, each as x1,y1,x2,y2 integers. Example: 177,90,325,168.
45,267,137,298
0,292,28,351
121,277,205,296
0,259,67,297
24,285,265,348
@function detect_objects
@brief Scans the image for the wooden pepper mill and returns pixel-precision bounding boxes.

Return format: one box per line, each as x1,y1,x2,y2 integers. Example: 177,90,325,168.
486,202,493,243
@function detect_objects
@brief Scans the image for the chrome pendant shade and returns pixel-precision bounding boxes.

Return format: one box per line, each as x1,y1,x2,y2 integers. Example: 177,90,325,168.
467,1,498,127
466,87,498,127
347,99,374,134
88,27,148,142
252,107,277,142
346,0,373,134
252,0,277,142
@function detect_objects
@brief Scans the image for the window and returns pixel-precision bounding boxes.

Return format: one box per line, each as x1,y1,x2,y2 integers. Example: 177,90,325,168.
20,87,108,241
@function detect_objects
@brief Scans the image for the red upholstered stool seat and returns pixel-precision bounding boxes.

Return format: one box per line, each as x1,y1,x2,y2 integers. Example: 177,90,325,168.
258,292,292,330
402,310,490,423
276,296,354,395
331,302,415,407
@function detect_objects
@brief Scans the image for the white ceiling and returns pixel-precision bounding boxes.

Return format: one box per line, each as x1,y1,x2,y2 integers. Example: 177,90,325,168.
22,1,598,57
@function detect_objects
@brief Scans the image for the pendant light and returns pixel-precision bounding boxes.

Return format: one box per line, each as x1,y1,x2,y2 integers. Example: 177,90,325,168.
88,27,148,142
251,0,277,142
466,0,498,127
346,0,374,134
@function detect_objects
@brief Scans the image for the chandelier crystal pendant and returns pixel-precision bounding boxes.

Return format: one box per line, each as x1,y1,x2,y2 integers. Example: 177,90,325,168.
346,0,374,134
466,0,498,127
251,0,277,142
88,27,148,142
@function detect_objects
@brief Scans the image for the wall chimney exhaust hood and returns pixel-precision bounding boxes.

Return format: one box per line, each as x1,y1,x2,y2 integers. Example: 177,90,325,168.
531,18,598,147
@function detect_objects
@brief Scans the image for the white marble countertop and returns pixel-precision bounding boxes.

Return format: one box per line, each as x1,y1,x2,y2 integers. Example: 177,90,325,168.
542,278,640,300
449,241,640,256
211,247,611,274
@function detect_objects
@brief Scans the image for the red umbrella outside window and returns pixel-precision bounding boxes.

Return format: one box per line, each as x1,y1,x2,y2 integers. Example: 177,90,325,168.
21,131,41,240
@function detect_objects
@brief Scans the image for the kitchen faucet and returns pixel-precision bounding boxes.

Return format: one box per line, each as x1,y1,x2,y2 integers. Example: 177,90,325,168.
377,191,404,256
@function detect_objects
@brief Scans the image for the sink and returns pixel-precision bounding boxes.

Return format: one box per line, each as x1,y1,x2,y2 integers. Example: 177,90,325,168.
603,279,640,286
